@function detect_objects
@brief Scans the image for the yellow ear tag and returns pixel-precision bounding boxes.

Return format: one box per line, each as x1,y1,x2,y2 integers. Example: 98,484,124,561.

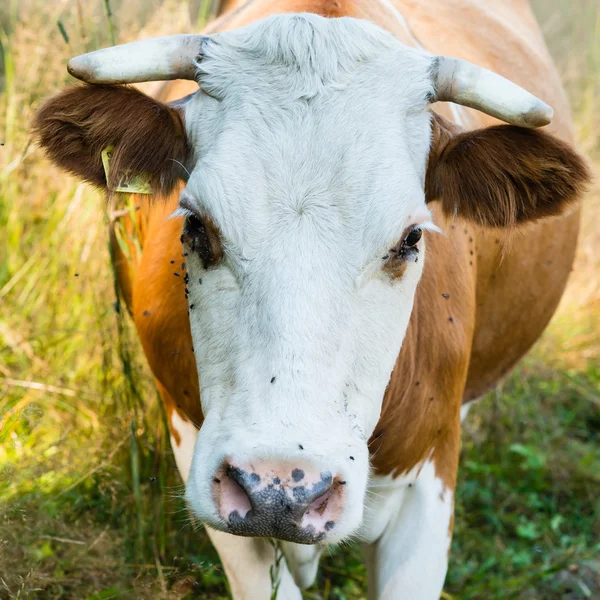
101,146,153,195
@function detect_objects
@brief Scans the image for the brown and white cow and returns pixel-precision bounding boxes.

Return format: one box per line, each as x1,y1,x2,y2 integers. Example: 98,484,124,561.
34,1,589,598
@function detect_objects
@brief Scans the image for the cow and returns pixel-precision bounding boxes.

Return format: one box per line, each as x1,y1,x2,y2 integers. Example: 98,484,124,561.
33,1,589,598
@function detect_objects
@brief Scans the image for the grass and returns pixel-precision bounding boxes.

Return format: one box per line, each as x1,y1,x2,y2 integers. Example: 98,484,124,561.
0,1,599,598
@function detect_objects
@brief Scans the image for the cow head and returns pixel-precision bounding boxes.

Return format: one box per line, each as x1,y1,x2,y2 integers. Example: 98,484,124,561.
34,14,588,544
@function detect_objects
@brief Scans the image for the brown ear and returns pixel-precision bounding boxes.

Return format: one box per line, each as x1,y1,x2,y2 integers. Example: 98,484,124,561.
425,113,590,227
33,84,189,197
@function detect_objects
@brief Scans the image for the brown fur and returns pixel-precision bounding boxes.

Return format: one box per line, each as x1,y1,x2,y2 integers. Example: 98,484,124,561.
426,114,590,227
33,84,189,197
130,201,204,431
370,216,474,489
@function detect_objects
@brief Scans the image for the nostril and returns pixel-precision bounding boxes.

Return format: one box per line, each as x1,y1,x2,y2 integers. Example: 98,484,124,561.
300,477,345,534
214,464,253,521
299,475,332,509
306,489,331,517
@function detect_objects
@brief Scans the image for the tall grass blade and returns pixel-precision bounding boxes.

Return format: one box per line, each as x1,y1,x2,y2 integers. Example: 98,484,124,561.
103,0,116,46
130,420,144,561
57,20,70,45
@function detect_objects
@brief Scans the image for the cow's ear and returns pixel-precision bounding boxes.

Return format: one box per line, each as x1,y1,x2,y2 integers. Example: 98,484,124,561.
33,84,189,197
425,113,590,227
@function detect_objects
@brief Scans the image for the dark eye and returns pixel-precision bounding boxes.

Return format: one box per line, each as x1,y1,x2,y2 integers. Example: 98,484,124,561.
181,213,223,268
185,214,204,233
182,214,207,249
383,226,423,276
403,227,422,248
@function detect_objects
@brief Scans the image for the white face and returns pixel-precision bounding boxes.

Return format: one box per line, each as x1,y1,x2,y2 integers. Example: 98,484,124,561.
181,14,437,544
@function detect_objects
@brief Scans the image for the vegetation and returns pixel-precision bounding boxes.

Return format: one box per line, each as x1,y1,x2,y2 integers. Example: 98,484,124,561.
0,1,598,598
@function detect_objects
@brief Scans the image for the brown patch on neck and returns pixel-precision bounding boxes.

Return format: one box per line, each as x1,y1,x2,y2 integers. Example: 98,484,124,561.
370,220,476,491
131,203,204,434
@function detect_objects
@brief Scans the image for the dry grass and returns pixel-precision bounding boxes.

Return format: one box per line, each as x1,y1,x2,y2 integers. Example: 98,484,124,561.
0,1,599,599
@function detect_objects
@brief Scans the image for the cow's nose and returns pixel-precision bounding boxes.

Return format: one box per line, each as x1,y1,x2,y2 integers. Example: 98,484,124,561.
212,461,346,543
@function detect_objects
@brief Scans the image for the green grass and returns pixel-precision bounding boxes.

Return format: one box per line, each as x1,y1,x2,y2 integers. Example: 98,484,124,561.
449,362,600,598
1,1,599,599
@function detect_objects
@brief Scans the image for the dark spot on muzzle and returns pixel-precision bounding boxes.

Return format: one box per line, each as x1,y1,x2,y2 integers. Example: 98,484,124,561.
226,465,260,489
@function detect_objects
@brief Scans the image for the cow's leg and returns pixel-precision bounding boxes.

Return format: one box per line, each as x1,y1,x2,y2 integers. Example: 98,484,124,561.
160,382,302,599
363,460,455,600
205,528,302,599
460,397,481,422
280,542,322,589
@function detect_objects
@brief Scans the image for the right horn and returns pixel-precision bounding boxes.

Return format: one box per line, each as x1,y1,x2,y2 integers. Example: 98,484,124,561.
431,56,554,128
67,34,208,84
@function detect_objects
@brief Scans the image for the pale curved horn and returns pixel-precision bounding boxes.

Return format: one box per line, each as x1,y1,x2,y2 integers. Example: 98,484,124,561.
67,35,207,84
431,56,553,128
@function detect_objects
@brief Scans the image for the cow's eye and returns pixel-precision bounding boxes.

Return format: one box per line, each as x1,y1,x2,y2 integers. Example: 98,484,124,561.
181,213,223,268
389,226,422,260
383,226,423,277
182,214,208,249
183,214,205,239
403,227,422,248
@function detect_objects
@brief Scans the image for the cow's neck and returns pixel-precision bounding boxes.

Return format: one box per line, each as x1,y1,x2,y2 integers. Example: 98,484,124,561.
369,206,476,490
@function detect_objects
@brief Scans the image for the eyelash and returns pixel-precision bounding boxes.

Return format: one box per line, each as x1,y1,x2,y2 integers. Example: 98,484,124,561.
170,205,197,220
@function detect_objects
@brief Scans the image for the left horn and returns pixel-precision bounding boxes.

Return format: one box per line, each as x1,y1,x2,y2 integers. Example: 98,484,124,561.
67,35,207,84
431,56,553,128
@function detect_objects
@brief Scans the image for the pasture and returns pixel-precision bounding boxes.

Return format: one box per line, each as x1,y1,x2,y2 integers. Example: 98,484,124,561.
0,0,599,598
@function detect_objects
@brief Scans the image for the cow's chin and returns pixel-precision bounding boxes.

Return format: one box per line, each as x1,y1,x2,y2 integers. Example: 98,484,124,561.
184,414,369,545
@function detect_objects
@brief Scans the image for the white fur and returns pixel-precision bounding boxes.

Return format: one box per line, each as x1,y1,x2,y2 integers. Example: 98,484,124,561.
364,461,453,599
179,13,438,544
280,542,322,589
169,411,198,479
